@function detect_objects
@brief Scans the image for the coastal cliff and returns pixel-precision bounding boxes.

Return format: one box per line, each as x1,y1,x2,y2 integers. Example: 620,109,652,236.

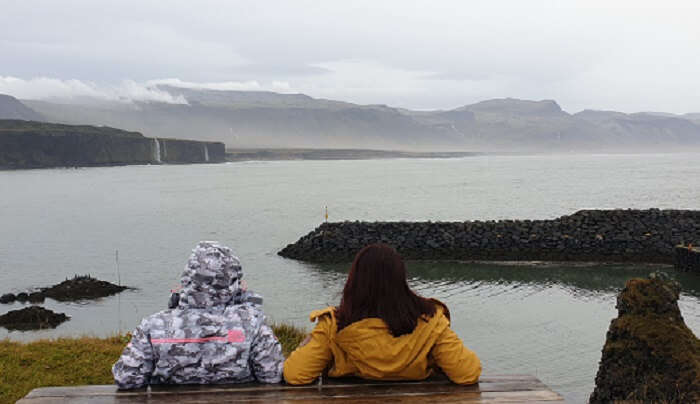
279,209,700,263
0,120,225,169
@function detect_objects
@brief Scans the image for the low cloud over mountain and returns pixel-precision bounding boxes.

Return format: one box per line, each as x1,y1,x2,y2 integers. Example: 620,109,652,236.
4,87,700,152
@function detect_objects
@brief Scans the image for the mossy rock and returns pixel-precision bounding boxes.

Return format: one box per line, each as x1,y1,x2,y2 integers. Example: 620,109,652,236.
0,306,70,331
41,275,128,301
590,275,700,403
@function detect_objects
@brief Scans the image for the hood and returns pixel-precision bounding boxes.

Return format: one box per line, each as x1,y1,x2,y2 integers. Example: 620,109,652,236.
178,241,243,309
314,303,450,379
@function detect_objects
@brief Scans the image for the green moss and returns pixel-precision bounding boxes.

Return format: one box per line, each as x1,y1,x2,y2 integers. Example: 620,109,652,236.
0,324,307,404
591,277,700,403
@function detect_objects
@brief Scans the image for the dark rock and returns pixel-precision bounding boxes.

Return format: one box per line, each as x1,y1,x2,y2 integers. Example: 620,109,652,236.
41,275,128,301
589,275,700,403
27,292,45,303
0,306,70,330
0,293,15,304
15,292,29,302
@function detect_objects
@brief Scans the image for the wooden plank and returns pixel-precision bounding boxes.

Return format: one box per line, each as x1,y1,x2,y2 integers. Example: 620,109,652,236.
23,375,545,398
18,390,564,403
18,375,564,403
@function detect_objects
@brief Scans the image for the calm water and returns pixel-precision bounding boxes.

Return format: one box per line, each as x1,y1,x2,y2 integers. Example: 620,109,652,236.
2,153,700,403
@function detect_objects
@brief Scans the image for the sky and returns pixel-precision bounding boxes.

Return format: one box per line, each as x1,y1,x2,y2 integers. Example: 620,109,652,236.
1,0,699,113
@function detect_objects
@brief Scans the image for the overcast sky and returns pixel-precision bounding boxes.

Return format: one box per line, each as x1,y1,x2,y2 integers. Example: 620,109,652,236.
1,0,699,113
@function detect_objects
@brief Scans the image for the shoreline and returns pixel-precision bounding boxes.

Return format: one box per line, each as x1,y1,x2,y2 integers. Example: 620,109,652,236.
225,148,486,162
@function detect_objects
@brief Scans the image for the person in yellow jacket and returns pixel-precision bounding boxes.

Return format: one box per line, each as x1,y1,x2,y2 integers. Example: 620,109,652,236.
284,243,481,385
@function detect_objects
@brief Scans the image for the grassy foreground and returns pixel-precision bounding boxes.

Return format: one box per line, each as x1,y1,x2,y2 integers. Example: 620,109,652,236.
0,324,307,404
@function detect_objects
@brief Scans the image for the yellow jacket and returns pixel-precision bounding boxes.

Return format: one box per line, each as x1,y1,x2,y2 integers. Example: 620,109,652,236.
283,301,481,385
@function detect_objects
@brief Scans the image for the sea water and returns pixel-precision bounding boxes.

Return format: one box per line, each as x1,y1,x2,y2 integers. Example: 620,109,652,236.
2,152,700,402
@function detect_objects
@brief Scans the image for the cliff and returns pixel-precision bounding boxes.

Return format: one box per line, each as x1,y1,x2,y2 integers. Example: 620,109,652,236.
0,120,225,169
589,273,700,402
278,209,700,263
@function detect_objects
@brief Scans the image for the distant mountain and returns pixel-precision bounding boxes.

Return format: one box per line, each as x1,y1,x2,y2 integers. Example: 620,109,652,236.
0,94,43,121
684,113,700,124
17,90,700,152
574,109,700,146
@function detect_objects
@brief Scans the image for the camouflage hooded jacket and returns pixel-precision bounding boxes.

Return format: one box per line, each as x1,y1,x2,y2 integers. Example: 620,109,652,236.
112,242,284,389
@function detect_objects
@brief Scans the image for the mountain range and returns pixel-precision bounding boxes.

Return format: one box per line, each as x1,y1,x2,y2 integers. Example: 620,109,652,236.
2,88,700,152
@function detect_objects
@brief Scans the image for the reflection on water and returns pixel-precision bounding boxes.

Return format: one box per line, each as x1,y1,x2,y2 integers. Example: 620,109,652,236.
313,260,700,298
308,261,700,403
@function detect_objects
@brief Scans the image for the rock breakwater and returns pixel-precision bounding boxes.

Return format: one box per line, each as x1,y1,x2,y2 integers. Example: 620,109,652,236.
675,245,700,273
279,209,700,263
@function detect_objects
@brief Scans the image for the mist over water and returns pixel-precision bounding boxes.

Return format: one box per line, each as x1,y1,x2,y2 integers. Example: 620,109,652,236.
1,152,700,402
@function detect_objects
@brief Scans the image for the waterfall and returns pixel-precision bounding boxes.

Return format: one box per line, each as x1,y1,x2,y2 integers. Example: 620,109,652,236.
203,144,210,162
152,138,162,163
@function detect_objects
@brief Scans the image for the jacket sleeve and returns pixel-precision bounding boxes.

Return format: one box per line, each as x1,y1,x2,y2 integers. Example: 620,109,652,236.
250,320,285,383
430,325,481,385
112,321,155,389
283,316,333,385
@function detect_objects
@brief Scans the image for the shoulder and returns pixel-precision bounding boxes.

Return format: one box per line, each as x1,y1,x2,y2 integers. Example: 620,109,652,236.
227,301,266,325
428,298,451,322
310,307,335,320
137,309,176,332
309,306,336,323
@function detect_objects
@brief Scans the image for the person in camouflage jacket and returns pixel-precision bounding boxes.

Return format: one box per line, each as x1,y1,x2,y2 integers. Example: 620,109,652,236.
112,241,284,389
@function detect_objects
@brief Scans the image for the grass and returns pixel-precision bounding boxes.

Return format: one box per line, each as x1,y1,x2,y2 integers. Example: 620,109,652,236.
0,324,307,404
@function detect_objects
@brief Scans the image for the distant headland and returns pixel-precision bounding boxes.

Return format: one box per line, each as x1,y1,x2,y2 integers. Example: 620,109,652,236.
0,120,225,169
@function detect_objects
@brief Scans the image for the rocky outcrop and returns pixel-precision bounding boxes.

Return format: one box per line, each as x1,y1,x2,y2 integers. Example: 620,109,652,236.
278,209,700,263
0,275,129,304
0,306,70,331
0,120,225,169
589,273,700,402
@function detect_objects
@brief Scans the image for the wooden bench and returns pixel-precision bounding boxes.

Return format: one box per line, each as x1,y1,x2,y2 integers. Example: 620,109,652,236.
18,374,564,403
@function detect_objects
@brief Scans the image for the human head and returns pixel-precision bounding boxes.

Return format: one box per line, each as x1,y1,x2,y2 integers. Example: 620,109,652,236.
336,243,436,336
178,241,243,308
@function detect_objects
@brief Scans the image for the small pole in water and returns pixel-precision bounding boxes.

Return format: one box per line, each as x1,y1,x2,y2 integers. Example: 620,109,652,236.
116,249,122,334
325,206,328,223
115,250,121,286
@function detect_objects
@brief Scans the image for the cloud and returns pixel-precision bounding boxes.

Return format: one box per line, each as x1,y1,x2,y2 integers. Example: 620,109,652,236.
0,76,302,104
146,78,264,92
0,76,182,104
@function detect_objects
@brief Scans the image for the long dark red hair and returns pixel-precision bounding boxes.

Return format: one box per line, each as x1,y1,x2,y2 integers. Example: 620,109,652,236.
335,243,436,337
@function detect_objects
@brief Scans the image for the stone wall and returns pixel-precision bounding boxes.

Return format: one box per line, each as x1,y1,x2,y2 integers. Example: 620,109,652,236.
675,246,700,273
0,120,226,169
278,209,700,263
